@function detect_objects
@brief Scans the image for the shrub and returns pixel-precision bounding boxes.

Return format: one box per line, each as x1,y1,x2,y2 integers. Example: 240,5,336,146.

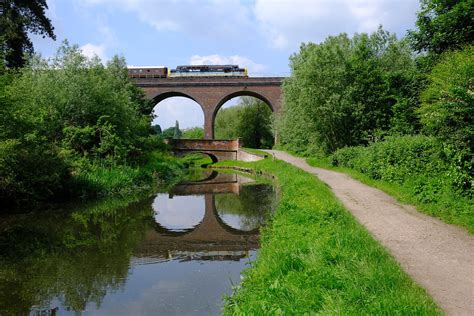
330,135,473,230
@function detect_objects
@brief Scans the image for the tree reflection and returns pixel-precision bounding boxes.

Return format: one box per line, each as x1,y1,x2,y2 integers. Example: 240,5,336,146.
215,184,277,231
0,195,155,314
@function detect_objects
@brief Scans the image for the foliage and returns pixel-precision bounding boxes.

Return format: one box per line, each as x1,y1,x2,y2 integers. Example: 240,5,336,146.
408,0,474,56
215,97,274,148
161,126,177,138
182,127,203,139
215,104,243,139
278,28,419,154
419,46,473,159
0,41,177,206
217,156,439,314
327,135,473,232
151,124,162,135
0,0,56,68
173,120,182,139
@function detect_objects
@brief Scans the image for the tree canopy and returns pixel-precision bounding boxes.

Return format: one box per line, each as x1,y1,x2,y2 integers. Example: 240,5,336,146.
0,41,157,204
408,0,474,55
0,0,56,68
278,28,418,154
214,97,274,148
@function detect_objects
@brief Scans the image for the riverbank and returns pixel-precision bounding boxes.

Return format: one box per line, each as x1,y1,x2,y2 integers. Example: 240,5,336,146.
215,154,440,314
2,150,198,212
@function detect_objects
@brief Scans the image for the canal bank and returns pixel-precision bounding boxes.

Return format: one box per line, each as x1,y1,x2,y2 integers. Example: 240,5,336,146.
215,154,440,315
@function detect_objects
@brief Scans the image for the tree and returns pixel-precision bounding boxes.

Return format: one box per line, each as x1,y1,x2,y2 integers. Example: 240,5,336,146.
408,0,474,56
152,124,162,135
278,28,418,154
214,97,274,148
182,127,204,139
236,97,273,148
419,46,474,152
215,105,243,139
0,0,56,68
173,120,182,139
0,41,157,204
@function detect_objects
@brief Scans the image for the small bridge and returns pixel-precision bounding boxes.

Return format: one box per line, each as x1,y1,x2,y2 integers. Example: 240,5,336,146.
165,138,261,162
170,171,254,195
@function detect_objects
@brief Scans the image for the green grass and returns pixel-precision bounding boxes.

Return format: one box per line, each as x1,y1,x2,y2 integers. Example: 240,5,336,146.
240,147,271,158
215,156,440,315
302,135,474,235
72,151,187,197
308,157,474,234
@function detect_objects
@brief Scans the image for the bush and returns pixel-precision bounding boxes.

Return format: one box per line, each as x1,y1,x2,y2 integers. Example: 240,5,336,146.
330,135,473,230
0,41,170,206
0,139,69,204
419,45,473,155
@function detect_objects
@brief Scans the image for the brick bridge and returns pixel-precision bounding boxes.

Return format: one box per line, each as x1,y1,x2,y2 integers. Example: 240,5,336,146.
133,172,262,262
165,138,242,162
131,76,284,139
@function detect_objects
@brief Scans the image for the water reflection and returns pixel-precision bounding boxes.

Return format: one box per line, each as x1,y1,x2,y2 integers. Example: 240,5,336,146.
0,170,276,315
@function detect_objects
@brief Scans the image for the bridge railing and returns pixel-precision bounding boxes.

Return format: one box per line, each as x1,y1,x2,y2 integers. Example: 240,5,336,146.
165,138,241,151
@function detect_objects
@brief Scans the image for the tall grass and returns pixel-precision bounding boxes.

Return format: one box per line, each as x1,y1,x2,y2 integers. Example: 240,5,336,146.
216,157,440,315
72,151,186,197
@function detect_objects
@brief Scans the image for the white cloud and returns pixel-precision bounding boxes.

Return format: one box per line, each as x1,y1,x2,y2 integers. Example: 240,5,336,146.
253,0,419,49
80,0,254,40
80,43,107,61
189,54,267,74
79,0,419,52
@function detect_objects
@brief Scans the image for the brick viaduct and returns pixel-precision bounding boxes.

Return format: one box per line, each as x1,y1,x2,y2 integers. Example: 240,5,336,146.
131,76,284,139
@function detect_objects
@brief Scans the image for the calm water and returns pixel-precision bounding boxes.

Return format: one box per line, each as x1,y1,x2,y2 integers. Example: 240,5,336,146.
0,170,277,316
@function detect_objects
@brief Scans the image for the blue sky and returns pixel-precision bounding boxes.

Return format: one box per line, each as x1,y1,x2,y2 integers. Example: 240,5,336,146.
33,0,421,129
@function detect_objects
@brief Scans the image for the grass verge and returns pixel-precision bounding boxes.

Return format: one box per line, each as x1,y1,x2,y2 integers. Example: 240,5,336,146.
306,156,473,234
216,156,440,315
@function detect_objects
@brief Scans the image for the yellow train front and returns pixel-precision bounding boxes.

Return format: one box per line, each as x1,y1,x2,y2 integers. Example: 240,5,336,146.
169,65,248,77
127,65,248,78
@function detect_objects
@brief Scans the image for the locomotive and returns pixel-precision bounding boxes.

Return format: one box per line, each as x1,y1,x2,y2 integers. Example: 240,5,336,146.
127,65,248,78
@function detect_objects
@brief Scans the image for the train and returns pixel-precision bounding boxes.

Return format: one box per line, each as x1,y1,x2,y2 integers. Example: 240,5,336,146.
127,65,248,78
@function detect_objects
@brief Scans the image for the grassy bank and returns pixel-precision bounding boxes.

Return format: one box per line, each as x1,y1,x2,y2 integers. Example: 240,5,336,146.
307,136,473,234
216,156,439,314
70,151,192,198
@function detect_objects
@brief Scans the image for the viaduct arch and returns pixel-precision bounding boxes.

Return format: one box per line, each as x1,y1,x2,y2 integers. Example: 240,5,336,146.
131,76,284,139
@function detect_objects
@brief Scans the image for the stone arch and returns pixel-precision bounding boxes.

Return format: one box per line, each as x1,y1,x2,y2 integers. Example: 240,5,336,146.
213,90,275,118
152,91,201,108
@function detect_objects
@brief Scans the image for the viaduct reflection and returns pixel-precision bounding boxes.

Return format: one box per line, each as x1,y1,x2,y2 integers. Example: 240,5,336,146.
133,171,269,263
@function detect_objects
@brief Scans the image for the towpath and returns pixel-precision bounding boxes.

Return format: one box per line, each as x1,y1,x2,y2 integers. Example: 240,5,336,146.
265,150,474,315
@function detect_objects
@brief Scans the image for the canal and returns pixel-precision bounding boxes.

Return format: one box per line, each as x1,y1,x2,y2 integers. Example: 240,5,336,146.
0,170,277,315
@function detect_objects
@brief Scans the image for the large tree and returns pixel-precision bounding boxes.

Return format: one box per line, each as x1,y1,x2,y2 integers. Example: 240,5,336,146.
408,0,474,55
0,0,56,68
278,28,418,154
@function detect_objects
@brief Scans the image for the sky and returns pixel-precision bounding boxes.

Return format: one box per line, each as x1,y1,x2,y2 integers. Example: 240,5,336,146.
33,0,421,129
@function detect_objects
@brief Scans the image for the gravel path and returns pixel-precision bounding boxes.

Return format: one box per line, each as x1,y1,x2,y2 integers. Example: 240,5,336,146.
266,150,474,315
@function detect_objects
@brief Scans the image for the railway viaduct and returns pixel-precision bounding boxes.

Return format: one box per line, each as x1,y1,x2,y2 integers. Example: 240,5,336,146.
131,76,284,139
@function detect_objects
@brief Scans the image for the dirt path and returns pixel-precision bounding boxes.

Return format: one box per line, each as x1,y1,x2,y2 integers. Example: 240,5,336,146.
265,150,474,315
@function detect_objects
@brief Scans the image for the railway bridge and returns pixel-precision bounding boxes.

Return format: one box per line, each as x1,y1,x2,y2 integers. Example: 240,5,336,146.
131,76,284,139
